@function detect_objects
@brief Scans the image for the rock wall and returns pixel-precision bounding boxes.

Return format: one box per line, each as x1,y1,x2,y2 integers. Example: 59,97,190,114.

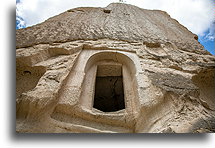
16,3,215,133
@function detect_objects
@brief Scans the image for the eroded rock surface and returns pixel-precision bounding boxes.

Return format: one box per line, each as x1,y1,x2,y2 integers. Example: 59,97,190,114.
16,3,215,133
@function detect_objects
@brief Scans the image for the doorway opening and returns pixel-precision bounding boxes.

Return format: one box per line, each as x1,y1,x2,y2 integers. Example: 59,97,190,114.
93,64,125,112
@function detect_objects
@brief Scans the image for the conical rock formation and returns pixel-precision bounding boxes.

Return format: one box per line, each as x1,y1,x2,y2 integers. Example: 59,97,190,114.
16,3,215,133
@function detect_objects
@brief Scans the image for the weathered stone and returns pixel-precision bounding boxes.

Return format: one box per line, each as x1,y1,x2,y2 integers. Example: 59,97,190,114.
16,3,215,133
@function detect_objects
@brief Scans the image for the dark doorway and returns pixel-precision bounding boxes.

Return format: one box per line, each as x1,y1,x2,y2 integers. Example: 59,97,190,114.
93,64,125,112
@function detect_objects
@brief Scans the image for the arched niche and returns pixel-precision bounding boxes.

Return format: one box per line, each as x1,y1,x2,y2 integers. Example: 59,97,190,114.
80,51,139,115
51,50,143,131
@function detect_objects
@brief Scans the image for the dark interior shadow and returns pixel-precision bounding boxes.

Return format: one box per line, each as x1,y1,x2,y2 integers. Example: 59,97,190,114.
11,6,211,143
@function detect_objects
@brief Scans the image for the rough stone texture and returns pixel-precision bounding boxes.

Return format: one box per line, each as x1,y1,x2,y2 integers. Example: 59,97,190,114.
16,3,215,133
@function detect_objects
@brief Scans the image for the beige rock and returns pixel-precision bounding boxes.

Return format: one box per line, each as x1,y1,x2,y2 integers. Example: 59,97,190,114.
16,3,215,133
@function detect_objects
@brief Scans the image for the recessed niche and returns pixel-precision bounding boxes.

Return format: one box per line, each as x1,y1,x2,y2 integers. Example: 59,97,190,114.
93,64,125,112
103,9,111,14
16,66,46,97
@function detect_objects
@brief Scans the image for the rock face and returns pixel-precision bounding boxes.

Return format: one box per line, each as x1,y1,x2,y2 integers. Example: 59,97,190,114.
16,3,215,133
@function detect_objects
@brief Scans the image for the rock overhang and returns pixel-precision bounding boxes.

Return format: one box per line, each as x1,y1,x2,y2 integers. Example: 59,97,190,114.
16,3,215,133
16,3,205,54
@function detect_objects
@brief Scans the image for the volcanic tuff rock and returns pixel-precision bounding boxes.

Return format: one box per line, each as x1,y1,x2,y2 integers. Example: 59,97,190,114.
16,3,215,133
